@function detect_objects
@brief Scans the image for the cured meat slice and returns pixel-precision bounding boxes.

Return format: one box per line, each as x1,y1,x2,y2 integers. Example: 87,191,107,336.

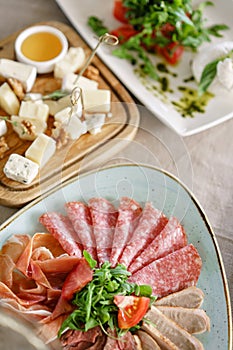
36,255,80,274
0,234,30,263
119,202,168,268
156,306,210,334
129,217,187,273
110,197,142,267
118,331,138,349
61,258,93,300
39,212,83,257
143,306,204,350
155,287,204,308
65,201,97,260
142,322,180,350
128,244,202,298
88,198,118,264
61,327,106,350
0,255,15,288
137,330,161,350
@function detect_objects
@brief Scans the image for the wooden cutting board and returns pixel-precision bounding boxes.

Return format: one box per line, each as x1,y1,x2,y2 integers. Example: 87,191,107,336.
0,21,140,207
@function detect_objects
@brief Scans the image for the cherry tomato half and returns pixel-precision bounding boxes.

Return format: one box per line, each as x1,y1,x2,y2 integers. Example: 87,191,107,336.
114,295,150,329
111,24,138,43
156,42,184,65
113,0,129,23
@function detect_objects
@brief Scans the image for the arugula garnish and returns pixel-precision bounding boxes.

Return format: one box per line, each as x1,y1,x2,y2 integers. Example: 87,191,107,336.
87,16,109,37
58,251,156,338
198,49,233,95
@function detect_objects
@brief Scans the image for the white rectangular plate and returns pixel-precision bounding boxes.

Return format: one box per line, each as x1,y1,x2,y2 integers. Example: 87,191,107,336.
56,0,233,136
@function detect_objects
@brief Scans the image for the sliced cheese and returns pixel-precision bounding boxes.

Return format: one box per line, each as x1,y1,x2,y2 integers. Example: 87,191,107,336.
0,119,7,137
0,82,20,115
3,153,39,184
83,89,111,113
54,47,86,79
11,115,47,141
19,101,49,122
25,133,56,168
0,58,37,92
62,72,98,92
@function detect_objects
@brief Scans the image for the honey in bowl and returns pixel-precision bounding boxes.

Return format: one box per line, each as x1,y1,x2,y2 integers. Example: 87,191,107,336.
20,32,63,62
15,25,68,73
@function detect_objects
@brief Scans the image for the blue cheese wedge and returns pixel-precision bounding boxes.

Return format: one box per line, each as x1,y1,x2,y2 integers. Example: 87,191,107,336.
25,133,56,168
0,59,37,92
19,101,49,122
62,73,98,92
83,89,111,113
54,47,86,79
0,119,7,137
3,153,39,184
0,82,20,115
11,115,47,140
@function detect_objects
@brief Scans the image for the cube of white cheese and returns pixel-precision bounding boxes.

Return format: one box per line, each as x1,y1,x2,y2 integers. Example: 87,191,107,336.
44,95,71,116
19,101,49,122
25,133,56,168
62,73,98,92
0,82,20,115
83,90,111,113
0,59,37,92
54,47,86,79
64,115,87,140
3,153,39,184
54,107,72,124
0,119,7,137
85,113,106,135
11,115,47,141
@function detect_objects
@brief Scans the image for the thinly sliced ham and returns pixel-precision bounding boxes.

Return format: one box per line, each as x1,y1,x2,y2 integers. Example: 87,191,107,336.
0,254,15,288
65,201,97,260
119,202,168,268
0,234,30,263
118,331,138,349
61,258,93,300
39,213,83,257
88,198,118,264
129,217,187,273
110,197,142,267
61,327,106,350
128,244,202,298
32,233,65,258
36,255,80,274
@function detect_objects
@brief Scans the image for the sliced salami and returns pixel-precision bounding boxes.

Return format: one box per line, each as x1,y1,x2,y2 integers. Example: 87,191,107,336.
88,198,118,265
128,244,202,298
128,217,187,273
65,201,97,260
39,212,82,257
119,202,168,268
110,197,142,267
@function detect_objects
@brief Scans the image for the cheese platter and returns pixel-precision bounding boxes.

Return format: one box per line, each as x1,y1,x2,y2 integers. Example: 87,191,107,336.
0,21,140,207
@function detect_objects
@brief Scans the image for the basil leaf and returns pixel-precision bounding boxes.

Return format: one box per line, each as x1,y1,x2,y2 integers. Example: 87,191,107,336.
198,58,219,95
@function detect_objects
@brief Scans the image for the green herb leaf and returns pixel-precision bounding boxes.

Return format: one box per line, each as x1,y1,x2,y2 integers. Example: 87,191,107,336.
87,16,109,37
83,250,97,269
198,49,233,95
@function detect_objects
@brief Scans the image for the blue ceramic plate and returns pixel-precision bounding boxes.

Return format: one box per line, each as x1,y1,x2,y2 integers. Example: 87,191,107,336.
0,164,232,349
